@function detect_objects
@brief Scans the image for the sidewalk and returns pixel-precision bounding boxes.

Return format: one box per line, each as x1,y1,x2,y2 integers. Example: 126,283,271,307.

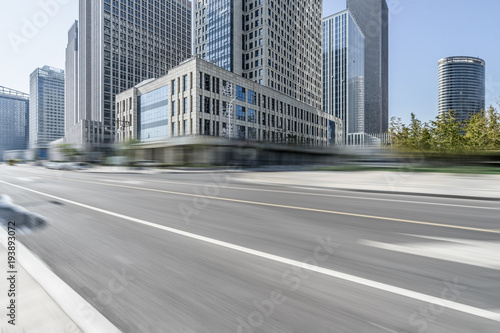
237,171,500,199
0,242,82,333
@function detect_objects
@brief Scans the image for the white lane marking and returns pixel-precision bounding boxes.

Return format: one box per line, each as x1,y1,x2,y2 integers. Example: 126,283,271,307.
124,177,500,211
16,177,39,182
98,179,144,185
0,228,122,333
367,321,399,333
6,168,500,210
2,180,500,323
358,239,500,270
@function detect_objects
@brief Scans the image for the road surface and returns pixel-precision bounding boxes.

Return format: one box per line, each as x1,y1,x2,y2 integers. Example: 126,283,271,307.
0,164,499,332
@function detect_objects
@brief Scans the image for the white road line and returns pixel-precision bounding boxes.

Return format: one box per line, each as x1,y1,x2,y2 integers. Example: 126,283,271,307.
16,177,39,182
367,321,399,333
5,168,500,210
2,180,500,323
114,177,500,211
0,228,122,333
98,179,144,185
358,239,500,270
93,175,500,210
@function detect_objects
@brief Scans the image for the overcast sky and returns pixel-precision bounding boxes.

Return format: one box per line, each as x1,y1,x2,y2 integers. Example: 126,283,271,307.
1,0,499,124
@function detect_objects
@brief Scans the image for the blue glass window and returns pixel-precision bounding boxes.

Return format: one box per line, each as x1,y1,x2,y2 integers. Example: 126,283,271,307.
247,109,256,123
236,85,246,101
247,89,256,105
236,105,246,121
139,86,169,142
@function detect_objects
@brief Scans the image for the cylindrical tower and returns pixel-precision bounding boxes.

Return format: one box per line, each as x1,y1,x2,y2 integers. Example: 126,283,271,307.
438,56,485,122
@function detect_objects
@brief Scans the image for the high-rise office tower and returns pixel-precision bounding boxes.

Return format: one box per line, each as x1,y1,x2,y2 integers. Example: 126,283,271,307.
65,21,80,143
193,0,323,109
66,0,192,148
438,56,485,122
323,10,365,144
0,86,29,160
346,0,388,134
29,66,65,158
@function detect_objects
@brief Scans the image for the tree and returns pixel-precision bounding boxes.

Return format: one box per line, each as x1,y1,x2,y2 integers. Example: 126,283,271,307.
387,107,500,153
464,110,488,150
387,116,410,149
485,105,500,149
429,110,465,152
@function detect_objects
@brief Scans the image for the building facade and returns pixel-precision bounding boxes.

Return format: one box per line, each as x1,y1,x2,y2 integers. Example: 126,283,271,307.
323,10,366,145
346,0,389,135
65,0,192,148
65,21,81,145
438,56,485,122
0,86,29,160
29,66,65,158
116,58,342,146
193,0,323,109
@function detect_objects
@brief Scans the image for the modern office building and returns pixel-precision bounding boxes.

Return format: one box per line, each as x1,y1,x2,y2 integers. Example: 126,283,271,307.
65,21,82,145
116,58,342,146
323,10,368,145
193,0,323,109
438,56,485,122
0,86,29,160
346,0,389,135
29,66,65,159
65,0,192,149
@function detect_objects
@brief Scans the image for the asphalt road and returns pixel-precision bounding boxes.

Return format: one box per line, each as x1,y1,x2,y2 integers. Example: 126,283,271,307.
1,164,499,332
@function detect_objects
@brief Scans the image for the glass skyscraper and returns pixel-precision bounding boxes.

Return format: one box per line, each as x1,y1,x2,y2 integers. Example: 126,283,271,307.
194,0,323,109
0,86,29,160
438,56,485,122
323,10,365,144
346,0,389,135
65,0,192,148
29,66,65,158
205,0,234,72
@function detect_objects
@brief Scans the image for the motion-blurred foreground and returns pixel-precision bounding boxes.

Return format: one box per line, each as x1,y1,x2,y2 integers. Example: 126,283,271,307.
0,158,499,332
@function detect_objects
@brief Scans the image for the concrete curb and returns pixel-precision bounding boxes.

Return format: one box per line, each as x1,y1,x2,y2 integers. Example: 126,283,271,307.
0,228,122,333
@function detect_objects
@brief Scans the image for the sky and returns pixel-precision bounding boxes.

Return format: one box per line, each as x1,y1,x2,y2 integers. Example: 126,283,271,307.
1,0,499,125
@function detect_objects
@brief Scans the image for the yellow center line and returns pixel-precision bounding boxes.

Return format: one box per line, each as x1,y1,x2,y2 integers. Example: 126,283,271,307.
7,173,500,235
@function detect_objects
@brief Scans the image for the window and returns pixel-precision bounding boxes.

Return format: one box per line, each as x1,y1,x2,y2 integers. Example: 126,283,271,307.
248,109,256,123
204,96,210,114
184,97,188,114
236,105,246,121
247,89,256,105
204,74,211,91
184,120,188,135
172,101,176,116
204,119,210,135
248,127,257,140
236,85,246,101
172,80,176,95
183,75,188,91
236,125,246,140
